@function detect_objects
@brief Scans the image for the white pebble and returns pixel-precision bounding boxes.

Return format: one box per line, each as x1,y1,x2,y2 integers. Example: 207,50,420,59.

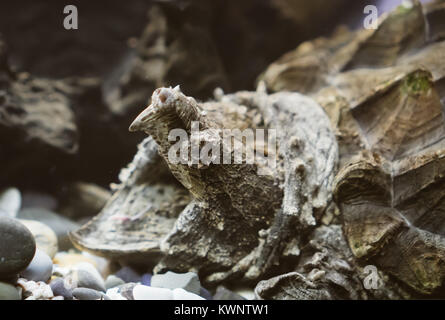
133,285,173,300
172,288,205,300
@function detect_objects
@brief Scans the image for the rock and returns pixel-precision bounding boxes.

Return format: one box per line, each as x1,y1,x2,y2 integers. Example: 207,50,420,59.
80,252,110,277
19,219,58,258
18,208,79,250
213,286,246,300
20,249,53,282
106,287,127,300
17,278,53,300
0,74,79,187
72,287,109,300
199,287,213,300
0,188,21,218
151,271,200,295
53,252,97,269
141,273,152,286
0,216,36,278
49,278,73,300
72,262,105,292
21,191,57,211
172,288,205,300
117,282,137,300
58,182,110,219
132,284,173,300
105,275,125,290
0,281,21,300
115,266,141,283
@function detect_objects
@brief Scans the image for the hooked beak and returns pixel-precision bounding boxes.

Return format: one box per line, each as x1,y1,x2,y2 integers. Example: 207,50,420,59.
129,105,153,132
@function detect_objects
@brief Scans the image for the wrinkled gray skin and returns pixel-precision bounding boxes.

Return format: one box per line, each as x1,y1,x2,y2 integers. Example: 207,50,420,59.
129,85,338,284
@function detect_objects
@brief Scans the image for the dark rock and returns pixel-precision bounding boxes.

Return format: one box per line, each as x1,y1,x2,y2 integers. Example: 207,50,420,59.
213,286,246,300
0,216,36,279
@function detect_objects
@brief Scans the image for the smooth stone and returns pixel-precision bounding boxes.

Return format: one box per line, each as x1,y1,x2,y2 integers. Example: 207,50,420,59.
49,278,73,300
105,275,125,290
21,191,57,211
20,249,53,282
73,262,105,292
0,281,21,300
141,273,152,286
80,252,110,277
19,219,58,258
151,271,201,295
172,288,205,300
115,266,141,283
133,285,173,300
72,287,110,300
58,182,110,218
106,287,127,300
0,216,36,278
200,287,213,300
0,188,21,218
53,252,97,269
117,282,137,300
233,287,255,300
18,208,79,250
213,286,246,300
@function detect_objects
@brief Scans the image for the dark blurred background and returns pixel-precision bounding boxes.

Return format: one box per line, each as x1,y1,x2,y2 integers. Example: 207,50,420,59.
0,0,430,195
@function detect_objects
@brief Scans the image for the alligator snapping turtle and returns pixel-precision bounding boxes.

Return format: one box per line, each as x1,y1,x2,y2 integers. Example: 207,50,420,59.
71,85,338,284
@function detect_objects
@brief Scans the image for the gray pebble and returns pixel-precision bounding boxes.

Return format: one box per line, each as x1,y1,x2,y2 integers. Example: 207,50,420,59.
0,216,36,278
117,283,138,300
73,263,105,292
0,281,21,300
115,266,141,283
105,275,125,290
50,278,73,300
151,271,201,295
214,286,246,300
76,269,106,292
20,249,53,282
72,288,110,300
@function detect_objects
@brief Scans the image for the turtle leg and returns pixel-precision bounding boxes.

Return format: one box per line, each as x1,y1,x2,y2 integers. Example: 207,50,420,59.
243,160,303,279
154,200,260,278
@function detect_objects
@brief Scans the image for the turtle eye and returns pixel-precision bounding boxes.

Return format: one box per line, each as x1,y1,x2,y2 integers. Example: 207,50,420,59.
159,93,167,103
